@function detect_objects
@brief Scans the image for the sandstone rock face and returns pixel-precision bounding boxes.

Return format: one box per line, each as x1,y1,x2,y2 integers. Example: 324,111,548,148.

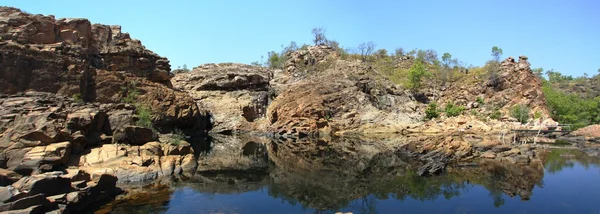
0,92,196,182
0,171,121,213
74,142,197,183
172,63,270,133
0,92,122,174
0,7,208,131
269,54,422,136
284,45,337,74
437,55,549,119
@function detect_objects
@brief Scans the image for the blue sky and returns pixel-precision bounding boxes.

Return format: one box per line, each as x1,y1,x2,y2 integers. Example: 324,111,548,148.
4,0,599,76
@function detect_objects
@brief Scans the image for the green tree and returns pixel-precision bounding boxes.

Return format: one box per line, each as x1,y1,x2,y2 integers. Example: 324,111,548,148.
394,48,405,57
374,49,388,59
532,68,544,79
491,46,503,62
407,59,427,90
440,52,454,82
267,51,283,69
510,104,530,124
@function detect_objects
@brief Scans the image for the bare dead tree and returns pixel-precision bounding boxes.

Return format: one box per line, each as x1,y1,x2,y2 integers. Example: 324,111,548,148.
357,42,376,62
311,28,327,46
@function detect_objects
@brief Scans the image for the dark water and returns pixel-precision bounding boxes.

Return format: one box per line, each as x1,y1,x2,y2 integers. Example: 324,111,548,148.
104,140,600,214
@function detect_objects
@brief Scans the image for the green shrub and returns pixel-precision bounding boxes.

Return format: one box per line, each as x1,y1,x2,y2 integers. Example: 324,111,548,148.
542,81,600,130
533,111,542,119
490,110,502,120
121,83,140,104
167,128,186,145
444,102,465,117
425,102,440,120
476,97,485,105
510,104,530,124
407,59,428,90
135,105,154,129
72,93,83,103
470,109,478,116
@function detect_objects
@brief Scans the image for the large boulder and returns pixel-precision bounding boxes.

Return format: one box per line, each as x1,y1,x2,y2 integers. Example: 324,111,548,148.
11,172,72,196
112,125,157,145
172,63,270,133
75,142,197,183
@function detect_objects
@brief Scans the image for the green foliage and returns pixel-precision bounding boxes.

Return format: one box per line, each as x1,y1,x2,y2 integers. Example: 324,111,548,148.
167,128,186,145
121,83,140,104
266,41,301,69
490,110,502,120
394,48,404,57
533,111,542,119
491,46,503,62
444,102,465,117
476,97,485,105
135,105,154,129
510,104,530,124
425,102,440,120
120,82,155,130
543,81,600,129
72,93,83,103
407,59,428,90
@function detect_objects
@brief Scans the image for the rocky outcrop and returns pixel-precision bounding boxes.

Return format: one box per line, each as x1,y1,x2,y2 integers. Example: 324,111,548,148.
0,171,121,213
73,141,198,183
0,92,125,174
435,55,549,119
172,63,269,133
0,92,197,183
284,45,337,74
269,56,422,136
0,7,208,131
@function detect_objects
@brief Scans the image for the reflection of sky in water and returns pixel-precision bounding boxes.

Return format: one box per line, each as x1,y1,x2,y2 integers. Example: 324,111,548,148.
159,162,600,214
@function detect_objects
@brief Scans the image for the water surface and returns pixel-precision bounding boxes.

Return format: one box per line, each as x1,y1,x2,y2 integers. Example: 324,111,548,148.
104,140,600,214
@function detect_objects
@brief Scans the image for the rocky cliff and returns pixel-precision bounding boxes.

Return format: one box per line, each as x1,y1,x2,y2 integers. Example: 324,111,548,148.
268,46,423,136
0,7,208,130
436,55,549,117
171,63,270,133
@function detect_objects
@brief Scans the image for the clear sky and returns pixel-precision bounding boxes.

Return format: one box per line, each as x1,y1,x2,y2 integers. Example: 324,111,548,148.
4,0,599,76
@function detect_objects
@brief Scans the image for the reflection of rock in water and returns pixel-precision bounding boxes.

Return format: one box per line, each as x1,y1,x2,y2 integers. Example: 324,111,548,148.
95,183,173,213
104,135,547,212
181,171,269,194
196,134,270,172
264,136,545,210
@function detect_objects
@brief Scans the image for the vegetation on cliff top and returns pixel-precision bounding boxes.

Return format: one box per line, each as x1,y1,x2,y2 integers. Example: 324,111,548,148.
258,28,600,129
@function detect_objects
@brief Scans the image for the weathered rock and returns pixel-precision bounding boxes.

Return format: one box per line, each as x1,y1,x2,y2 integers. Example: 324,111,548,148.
0,169,22,186
171,63,270,133
11,172,72,196
0,7,210,131
112,125,157,145
0,194,52,213
268,75,421,136
75,142,196,183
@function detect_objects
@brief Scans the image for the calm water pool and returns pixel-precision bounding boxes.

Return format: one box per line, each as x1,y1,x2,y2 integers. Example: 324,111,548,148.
104,148,600,214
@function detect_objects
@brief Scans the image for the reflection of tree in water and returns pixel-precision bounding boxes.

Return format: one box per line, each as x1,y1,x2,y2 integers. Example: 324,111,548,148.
543,149,600,174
